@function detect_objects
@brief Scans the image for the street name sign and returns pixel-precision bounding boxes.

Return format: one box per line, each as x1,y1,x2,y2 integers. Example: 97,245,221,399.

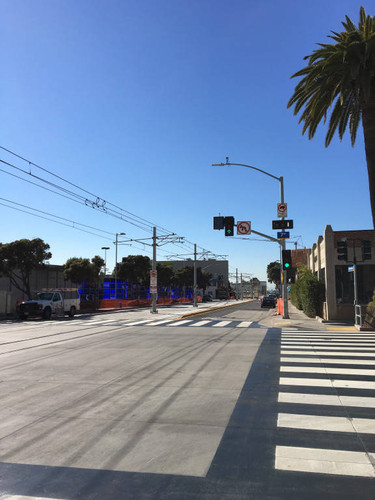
277,231,290,239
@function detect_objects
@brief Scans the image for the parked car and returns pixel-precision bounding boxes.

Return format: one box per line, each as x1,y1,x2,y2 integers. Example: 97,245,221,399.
261,296,276,308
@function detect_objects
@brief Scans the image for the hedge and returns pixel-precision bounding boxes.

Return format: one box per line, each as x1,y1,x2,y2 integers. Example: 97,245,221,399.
290,270,325,318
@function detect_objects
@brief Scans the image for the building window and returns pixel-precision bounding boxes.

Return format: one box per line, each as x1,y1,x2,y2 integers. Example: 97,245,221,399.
336,265,375,304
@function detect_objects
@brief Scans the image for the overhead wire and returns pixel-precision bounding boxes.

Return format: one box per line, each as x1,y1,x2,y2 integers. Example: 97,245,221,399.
0,146,225,260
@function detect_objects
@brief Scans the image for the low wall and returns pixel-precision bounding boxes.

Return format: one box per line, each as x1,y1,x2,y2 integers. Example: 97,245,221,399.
98,296,202,309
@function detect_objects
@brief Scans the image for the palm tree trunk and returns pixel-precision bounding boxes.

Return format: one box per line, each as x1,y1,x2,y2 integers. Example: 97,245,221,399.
362,102,375,229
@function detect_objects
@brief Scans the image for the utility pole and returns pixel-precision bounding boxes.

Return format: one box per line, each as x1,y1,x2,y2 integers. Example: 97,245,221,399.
151,226,157,314
236,268,239,300
193,244,198,307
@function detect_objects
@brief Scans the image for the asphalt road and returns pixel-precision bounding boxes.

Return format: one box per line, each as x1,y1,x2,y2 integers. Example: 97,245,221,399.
0,301,374,499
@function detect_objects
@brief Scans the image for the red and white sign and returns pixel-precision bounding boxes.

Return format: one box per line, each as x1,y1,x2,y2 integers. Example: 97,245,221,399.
150,270,157,293
277,203,288,218
237,221,251,235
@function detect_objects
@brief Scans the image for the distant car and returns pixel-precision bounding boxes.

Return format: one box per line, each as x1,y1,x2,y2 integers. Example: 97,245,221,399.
202,295,213,302
261,296,276,308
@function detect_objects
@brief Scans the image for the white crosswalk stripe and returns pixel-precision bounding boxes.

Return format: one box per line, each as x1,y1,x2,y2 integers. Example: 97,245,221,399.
275,328,375,477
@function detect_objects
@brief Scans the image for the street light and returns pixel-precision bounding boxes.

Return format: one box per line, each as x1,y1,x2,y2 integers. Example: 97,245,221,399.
114,233,125,309
101,246,110,275
212,157,289,319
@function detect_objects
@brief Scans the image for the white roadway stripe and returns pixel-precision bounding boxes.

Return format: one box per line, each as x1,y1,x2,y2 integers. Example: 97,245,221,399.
280,357,375,365
281,331,375,335
174,320,194,326
190,320,212,327
281,339,375,345
146,319,174,326
275,446,375,477
280,366,375,376
280,377,375,390
213,320,233,327
281,350,375,358
124,319,155,326
277,413,375,435
278,392,375,408
281,333,375,338
236,321,253,328
280,345,375,351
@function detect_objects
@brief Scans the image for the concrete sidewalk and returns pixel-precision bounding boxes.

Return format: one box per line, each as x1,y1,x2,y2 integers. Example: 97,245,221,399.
271,301,357,331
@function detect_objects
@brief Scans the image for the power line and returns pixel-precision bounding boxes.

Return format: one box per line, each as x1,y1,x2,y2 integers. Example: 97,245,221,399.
0,146,225,260
0,200,113,241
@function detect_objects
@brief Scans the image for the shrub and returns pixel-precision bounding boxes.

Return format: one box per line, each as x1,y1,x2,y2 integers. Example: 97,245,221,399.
290,267,325,318
364,289,375,328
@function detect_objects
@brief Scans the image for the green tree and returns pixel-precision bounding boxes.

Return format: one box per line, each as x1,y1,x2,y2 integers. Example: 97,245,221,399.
0,238,52,299
64,256,104,285
156,262,175,287
288,6,375,226
172,266,212,290
267,261,281,288
116,255,151,285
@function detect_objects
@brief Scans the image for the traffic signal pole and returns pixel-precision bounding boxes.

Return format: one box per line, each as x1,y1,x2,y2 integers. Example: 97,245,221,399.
279,176,289,319
212,159,289,319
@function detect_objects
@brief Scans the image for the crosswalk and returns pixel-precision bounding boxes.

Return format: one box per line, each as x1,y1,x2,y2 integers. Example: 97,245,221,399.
80,318,254,329
5,317,255,329
275,329,375,478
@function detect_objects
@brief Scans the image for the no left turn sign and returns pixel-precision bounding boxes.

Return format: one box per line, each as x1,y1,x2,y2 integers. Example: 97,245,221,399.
237,221,251,235
277,203,288,217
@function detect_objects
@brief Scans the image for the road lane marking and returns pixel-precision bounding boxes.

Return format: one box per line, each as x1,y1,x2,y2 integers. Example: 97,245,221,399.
280,366,375,376
275,446,375,477
278,392,375,408
280,377,375,389
277,413,375,434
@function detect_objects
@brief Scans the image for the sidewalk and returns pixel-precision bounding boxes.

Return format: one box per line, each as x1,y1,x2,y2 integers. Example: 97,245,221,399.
271,301,357,331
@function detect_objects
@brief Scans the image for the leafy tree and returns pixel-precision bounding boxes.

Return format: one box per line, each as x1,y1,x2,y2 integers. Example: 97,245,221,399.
156,262,175,286
267,261,281,288
116,255,151,285
0,238,52,299
172,266,212,289
288,6,375,226
64,256,104,285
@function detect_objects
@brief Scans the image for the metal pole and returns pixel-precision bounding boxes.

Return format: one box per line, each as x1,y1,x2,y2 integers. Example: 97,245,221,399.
151,226,158,314
241,273,243,300
115,234,118,309
236,268,238,300
193,243,198,307
279,176,289,319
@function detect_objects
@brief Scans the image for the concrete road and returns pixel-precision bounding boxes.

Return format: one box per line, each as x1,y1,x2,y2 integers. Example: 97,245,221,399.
0,301,374,499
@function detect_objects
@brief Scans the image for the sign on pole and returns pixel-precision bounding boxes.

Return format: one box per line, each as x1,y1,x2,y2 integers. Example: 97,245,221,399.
237,221,251,235
277,203,288,218
150,270,157,294
277,231,290,239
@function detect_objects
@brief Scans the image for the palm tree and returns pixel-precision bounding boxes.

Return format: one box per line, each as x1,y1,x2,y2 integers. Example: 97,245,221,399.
288,6,375,226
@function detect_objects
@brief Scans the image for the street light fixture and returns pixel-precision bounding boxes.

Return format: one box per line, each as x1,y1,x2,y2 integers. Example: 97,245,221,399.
114,233,125,309
101,246,110,275
212,157,289,319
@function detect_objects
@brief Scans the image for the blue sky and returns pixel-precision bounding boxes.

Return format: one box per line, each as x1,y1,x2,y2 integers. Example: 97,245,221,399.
1,0,372,282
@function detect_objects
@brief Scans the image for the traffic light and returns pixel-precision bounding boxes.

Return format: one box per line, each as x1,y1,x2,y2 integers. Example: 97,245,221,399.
282,249,292,270
224,216,235,237
362,240,372,260
337,240,348,261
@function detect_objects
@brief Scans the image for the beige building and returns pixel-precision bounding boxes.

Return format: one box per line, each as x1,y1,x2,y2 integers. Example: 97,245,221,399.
307,225,375,320
0,265,75,315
